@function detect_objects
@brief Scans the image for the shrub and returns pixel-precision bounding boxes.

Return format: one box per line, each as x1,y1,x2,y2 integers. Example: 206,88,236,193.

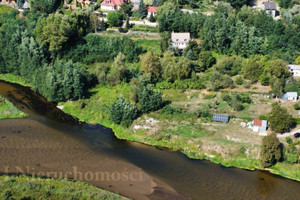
260,134,282,168
138,85,164,113
110,96,138,127
235,76,244,85
160,104,183,114
268,103,295,133
286,137,293,144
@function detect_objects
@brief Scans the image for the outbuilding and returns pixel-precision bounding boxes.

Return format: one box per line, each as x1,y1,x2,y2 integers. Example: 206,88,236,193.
213,114,229,123
252,119,268,133
282,92,298,102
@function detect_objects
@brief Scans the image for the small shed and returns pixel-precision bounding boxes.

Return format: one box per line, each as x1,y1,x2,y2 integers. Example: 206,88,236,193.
252,119,268,133
213,114,229,123
282,92,298,102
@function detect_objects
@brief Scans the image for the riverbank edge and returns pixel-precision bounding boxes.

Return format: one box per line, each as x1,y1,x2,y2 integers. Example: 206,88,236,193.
1,77,299,183
0,174,129,200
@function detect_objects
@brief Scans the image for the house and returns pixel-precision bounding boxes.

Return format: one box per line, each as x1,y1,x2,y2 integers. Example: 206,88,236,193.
147,6,158,18
131,0,139,10
263,1,277,18
213,114,229,123
282,92,298,102
101,0,126,11
252,119,268,133
171,32,190,50
288,64,300,77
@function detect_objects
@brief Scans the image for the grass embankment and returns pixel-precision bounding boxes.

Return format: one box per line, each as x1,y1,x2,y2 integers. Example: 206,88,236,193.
0,175,129,200
59,84,300,182
0,5,13,13
0,96,28,119
0,73,31,87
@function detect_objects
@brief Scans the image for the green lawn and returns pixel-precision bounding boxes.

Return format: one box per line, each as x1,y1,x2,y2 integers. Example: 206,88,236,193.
0,5,13,13
0,96,28,119
0,73,31,87
134,39,161,54
0,175,129,200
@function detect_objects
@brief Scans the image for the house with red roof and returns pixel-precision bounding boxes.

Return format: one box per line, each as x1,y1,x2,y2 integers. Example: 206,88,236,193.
252,119,268,134
100,0,126,11
147,6,158,18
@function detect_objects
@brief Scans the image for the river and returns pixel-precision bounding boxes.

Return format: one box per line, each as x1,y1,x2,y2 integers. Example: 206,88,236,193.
0,80,300,200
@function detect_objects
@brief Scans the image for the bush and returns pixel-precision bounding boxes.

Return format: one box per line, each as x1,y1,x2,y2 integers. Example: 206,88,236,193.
138,85,164,113
235,76,244,85
110,96,138,127
259,115,268,120
160,104,183,114
294,103,300,110
286,137,293,144
268,103,295,133
260,134,282,168
107,11,123,27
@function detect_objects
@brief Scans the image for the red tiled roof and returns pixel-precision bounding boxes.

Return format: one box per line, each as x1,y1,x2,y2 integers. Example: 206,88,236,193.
147,6,158,13
101,0,124,6
253,119,262,126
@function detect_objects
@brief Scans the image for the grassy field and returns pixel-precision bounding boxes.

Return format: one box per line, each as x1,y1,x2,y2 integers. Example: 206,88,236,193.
0,73,31,87
0,175,129,200
59,83,300,182
0,5,13,13
0,96,28,119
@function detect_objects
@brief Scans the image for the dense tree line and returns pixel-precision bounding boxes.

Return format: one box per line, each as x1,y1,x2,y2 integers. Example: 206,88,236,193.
157,3,300,62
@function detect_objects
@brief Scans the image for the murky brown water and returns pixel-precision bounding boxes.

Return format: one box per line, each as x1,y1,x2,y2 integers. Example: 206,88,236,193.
0,80,300,200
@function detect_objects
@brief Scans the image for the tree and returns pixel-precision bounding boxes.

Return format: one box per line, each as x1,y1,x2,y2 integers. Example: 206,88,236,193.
120,2,134,17
268,103,295,133
149,13,156,22
197,51,216,72
110,96,138,127
108,53,128,85
161,52,192,82
160,31,171,52
295,56,300,65
35,13,72,52
32,60,91,102
30,0,63,14
260,133,282,168
138,0,147,19
141,51,161,81
138,85,163,113
215,56,242,76
107,12,123,27
242,59,264,82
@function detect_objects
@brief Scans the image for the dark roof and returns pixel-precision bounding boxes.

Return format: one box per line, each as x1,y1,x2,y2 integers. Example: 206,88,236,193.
264,2,277,10
213,114,229,123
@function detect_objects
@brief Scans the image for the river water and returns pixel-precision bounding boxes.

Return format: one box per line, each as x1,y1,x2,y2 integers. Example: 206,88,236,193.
0,80,300,200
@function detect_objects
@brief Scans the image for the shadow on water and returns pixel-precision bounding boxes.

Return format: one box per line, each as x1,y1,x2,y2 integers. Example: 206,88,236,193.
1,80,300,200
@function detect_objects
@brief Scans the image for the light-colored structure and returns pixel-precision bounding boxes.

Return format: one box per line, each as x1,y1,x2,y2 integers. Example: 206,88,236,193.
263,1,277,18
288,64,300,77
22,1,29,9
252,119,268,133
171,32,190,50
282,92,298,102
100,0,125,11
147,6,157,18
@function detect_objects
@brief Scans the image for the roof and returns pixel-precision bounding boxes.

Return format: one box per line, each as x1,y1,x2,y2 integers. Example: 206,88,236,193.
148,6,158,13
289,64,300,70
101,0,124,7
23,1,29,9
285,92,298,98
253,119,268,127
213,114,229,123
171,32,190,43
253,119,262,126
263,2,277,10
